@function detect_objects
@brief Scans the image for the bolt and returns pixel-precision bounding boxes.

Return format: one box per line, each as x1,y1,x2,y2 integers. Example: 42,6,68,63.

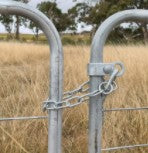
103,65,113,74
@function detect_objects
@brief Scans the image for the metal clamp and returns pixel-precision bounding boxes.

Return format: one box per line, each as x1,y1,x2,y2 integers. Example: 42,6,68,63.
42,100,56,111
88,62,125,76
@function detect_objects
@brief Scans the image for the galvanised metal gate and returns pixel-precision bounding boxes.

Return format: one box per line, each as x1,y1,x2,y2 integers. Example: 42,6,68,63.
88,9,148,153
0,1,148,153
0,1,63,153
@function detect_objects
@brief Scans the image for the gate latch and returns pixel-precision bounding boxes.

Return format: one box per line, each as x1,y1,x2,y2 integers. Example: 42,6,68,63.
88,62,125,76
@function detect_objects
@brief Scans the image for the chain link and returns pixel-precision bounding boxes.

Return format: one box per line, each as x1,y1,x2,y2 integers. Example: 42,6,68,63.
63,81,89,100
43,81,117,111
43,68,120,111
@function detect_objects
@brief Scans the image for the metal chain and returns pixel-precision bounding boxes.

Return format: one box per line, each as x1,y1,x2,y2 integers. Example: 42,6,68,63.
43,81,117,111
43,69,119,111
63,81,90,100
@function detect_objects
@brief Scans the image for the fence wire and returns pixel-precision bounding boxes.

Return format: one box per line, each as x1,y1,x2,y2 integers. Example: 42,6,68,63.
0,106,147,121
102,143,148,151
0,116,47,121
0,102,148,151
104,107,148,112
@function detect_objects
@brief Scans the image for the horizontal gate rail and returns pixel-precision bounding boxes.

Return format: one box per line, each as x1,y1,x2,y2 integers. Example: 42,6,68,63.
102,143,148,151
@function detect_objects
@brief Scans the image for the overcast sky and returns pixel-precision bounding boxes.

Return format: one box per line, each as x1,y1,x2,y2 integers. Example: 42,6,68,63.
0,0,85,34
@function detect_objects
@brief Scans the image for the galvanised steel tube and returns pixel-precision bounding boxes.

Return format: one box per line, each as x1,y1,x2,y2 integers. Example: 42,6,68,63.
0,1,63,153
89,9,148,153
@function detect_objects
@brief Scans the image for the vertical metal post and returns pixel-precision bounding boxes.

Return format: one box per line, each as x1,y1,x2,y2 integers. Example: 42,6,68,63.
0,1,63,153
89,9,148,153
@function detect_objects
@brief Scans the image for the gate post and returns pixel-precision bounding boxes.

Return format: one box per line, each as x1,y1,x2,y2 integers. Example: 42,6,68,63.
0,1,63,153
88,9,148,153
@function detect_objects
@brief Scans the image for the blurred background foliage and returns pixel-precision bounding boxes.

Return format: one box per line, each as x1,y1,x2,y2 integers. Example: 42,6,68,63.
0,0,147,45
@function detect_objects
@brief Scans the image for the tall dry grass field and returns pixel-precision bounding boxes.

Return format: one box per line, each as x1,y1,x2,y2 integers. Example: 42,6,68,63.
0,42,147,153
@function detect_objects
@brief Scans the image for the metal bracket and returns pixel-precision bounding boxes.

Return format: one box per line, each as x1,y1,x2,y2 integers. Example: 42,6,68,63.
88,62,125,76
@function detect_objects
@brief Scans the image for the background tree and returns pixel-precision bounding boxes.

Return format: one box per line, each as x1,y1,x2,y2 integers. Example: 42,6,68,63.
68,3,92,33
14,0,30,40
0,15,13,39
37,1,72,33
131,0,148,44
29,21,40,40
83,0,148,43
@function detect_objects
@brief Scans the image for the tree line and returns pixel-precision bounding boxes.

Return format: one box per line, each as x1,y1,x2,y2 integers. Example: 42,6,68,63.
0,0,148,43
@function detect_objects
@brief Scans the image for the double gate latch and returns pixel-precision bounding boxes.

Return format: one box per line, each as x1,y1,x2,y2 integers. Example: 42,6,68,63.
88,62,125,77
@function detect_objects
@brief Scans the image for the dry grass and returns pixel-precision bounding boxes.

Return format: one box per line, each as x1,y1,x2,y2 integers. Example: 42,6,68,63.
0,42,147,153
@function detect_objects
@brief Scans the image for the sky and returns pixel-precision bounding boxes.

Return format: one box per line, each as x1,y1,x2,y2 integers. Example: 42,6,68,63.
0,0,85,34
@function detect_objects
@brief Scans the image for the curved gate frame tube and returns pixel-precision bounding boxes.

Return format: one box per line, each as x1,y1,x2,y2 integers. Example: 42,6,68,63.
89,9,148,153
0,1,63,153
